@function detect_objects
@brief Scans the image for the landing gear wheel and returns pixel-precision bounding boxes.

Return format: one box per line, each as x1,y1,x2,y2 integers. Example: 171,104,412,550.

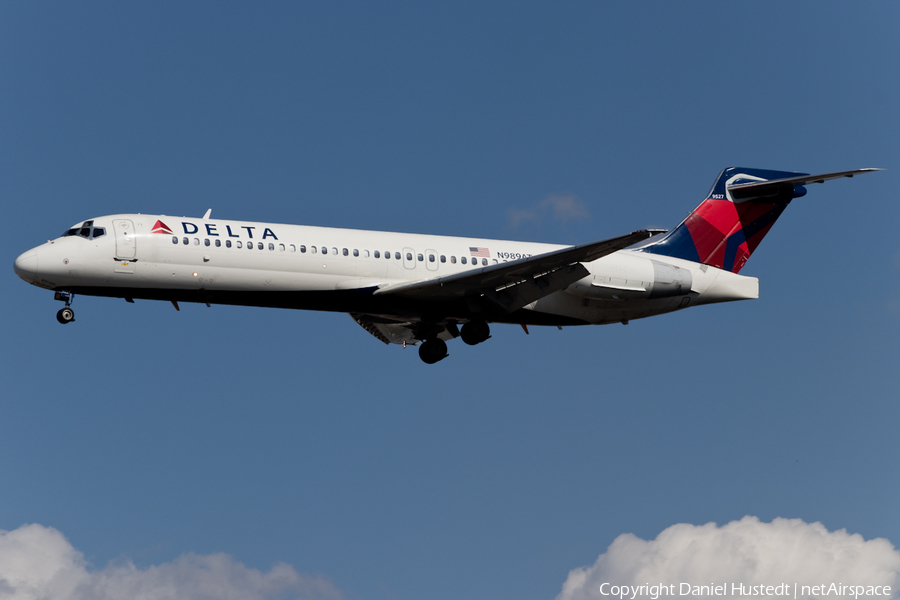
56,307,75,324
418,338,448,364
460,319,491,345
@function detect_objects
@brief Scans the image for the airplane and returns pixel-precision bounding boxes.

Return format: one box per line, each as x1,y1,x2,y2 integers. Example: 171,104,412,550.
14,167,879,364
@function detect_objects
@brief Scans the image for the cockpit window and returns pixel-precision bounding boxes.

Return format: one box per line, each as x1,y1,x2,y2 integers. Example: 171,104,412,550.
62,221,105,240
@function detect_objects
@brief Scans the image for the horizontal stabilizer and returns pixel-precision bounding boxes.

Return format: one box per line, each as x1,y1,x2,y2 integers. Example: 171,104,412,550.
727,168,881,200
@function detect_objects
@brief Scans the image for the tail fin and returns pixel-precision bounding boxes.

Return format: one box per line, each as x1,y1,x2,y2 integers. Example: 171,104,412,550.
640,167,876,273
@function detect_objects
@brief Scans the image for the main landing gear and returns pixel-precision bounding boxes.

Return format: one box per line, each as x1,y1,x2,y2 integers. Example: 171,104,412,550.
418,338,448,364
460,319,491,346
416,320,492,364
54,291,75,324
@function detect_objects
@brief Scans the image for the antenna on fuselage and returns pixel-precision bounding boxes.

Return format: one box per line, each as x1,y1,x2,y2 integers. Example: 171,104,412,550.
202,209,212,220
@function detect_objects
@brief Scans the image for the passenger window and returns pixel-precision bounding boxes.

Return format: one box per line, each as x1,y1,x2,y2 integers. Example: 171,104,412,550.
406,252,413,261
183,237,189,245
279,243,285,251
268,243,275,250
417,253,423,261
450,256,456,264
461,257,467,264
237,241,242,248
492,259,498,264
342,248,348,256
172,236,178,244
298,245,304,253
332,247,338,255
429,254,436,262
440,255,445,263
193,238,200,245
204,239,210,246
363,250,370,257
321,247,327,255
482,258,488,266
215,239,221,247
248,242,253,250
374,250,380,258
386,251,391,259
311,246,317,254
353,249,359,257
226,240,232,248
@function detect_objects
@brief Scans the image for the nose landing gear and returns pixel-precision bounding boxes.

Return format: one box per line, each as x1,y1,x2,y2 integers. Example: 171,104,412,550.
54,291,75,324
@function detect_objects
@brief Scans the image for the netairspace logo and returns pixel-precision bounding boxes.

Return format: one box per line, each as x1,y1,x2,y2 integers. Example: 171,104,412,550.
596,583,891,600
558,517,900,600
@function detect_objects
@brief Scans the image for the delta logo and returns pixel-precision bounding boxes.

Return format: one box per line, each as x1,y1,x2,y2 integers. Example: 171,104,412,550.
151,220,174,235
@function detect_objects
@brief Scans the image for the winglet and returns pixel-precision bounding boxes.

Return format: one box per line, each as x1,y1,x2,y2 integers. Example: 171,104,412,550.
202,209,212,220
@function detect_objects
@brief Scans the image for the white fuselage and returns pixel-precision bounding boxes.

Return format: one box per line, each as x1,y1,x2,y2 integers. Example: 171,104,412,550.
14,213,758,327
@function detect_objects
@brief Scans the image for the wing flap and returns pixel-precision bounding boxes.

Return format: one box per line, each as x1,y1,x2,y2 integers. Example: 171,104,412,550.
485,263,589,312
350,314,419,345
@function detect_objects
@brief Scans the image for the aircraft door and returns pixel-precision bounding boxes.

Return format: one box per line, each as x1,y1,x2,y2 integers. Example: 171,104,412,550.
112,219,136,273
425,249,438,271
113,219,136,258
402,247,416,270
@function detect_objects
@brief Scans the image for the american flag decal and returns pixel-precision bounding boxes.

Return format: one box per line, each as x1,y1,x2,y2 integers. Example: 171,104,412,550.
469,247,490,258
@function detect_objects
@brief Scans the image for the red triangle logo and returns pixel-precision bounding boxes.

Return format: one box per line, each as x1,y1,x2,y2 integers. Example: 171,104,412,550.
151,220,173,234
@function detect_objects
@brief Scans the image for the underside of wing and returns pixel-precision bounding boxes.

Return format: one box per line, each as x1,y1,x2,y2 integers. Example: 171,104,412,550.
350,313,456,346
372,229,664,313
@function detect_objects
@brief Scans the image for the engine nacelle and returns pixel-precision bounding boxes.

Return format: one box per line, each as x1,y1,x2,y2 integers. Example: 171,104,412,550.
568,255,692,300
648,260,692,298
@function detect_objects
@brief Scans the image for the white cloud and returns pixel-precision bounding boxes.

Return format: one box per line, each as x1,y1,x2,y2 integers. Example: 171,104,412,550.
0,524,341,600
557,517,900,600
541,195,591,223
508,195,591,228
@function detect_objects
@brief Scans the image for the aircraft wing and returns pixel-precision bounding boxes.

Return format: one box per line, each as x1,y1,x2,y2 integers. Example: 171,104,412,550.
373,229,664,313
727,168,881,200
350,314,418,345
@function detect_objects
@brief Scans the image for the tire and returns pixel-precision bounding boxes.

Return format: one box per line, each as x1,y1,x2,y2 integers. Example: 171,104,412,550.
460,320,490,345
418,338,448,364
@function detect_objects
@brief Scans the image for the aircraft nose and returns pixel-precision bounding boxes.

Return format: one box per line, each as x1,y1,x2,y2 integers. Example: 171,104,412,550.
14,249,38,283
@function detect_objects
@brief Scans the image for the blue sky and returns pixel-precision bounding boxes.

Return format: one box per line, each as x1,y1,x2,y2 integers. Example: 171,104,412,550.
2,3,899,600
